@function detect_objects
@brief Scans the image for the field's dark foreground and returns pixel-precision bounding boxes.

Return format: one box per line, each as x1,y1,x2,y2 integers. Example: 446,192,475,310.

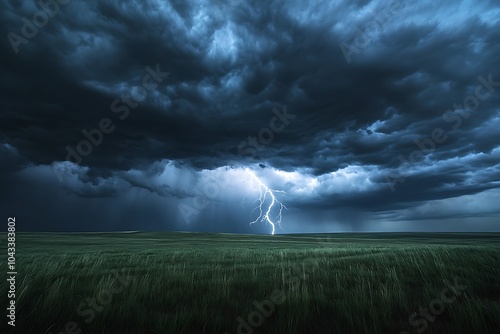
0,232,499,333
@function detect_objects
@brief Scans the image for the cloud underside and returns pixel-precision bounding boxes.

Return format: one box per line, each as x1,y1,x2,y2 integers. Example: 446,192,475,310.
1,0,499,231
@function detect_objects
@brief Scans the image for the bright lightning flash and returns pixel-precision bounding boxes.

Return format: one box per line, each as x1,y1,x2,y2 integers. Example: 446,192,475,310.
245,168,287,235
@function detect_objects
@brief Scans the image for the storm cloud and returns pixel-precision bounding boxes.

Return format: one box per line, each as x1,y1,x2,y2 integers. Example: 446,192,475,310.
1,0,499,233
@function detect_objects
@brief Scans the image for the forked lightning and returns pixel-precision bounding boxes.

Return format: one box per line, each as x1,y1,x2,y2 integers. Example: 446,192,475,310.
245,168,286,235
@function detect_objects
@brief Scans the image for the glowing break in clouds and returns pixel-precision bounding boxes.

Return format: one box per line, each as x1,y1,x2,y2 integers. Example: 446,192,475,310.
245,168,287,235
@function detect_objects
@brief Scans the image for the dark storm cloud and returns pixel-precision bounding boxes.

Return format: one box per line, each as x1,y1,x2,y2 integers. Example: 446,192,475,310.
1,0,499,231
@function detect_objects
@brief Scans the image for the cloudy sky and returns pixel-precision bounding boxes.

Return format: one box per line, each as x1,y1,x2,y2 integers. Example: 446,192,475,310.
1,0,499,233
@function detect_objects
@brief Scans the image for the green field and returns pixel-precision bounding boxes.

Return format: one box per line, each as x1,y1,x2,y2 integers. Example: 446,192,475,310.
1,232,499,333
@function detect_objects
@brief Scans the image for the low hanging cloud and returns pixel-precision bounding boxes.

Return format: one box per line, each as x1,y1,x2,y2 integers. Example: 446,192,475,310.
0,0,499,232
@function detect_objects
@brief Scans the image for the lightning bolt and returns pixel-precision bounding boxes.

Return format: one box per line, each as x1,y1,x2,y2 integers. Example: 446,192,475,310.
245,168,286,235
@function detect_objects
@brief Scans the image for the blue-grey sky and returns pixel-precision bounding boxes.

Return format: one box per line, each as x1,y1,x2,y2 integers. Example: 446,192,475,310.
1,0,499,233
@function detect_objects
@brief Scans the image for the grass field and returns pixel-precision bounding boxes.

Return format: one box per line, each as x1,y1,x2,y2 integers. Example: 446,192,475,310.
1,232,499,333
